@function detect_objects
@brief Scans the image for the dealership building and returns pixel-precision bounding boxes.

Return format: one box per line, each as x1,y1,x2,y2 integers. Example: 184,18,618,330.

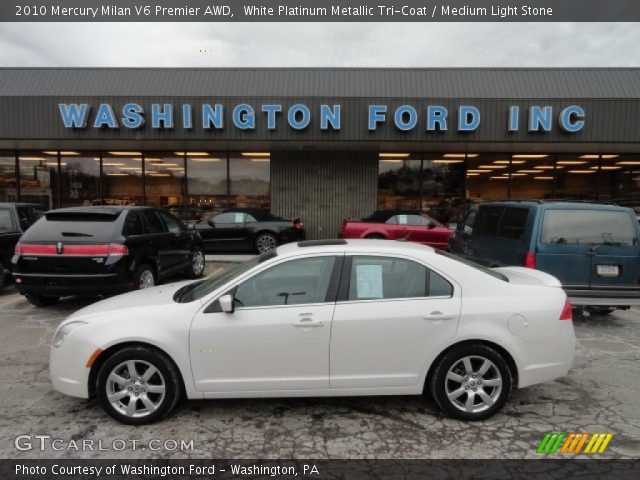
0,67,639,237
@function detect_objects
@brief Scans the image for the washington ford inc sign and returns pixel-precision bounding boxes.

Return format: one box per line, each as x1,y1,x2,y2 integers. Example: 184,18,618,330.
57,102,586,133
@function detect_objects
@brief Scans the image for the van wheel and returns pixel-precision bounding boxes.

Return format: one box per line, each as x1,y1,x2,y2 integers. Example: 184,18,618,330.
430,344,512,421
185,247,205,278
133,264,156,290
25,295,60,307
96,346,182,425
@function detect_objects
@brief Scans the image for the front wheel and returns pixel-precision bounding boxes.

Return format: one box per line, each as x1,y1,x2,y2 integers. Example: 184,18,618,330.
430,344,512,421
25,294,60,307
185,247,205,278
255,233,278,253
96,346,182,425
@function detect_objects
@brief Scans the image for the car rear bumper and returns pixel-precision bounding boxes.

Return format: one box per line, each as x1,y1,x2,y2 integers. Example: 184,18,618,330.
517,320,576,388
565,288,640,306
13,272,131,296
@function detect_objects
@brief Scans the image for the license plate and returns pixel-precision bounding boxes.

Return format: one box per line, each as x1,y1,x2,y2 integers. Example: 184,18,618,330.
596,265,619,277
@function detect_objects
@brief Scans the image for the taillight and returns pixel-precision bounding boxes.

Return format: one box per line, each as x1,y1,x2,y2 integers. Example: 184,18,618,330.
14,242,21,255
559,297,572,321
524,251,536,269
294,221,304,230
108,243,129,256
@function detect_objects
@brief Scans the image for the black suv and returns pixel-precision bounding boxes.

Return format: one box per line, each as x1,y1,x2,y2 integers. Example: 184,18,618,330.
0,203,46,290
12,206,205,306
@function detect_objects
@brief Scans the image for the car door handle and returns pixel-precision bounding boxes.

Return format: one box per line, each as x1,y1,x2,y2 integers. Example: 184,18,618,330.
292,318,324,327
423,311,456,321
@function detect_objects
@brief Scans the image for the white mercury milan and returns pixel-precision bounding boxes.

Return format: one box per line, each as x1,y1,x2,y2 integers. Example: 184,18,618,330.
50,239,575,424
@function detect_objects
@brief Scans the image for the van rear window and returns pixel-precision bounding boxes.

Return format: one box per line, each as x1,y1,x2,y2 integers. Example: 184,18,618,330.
541,209,638,246
22,211,122,242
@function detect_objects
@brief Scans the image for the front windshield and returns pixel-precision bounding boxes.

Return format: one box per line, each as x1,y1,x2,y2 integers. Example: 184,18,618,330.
176,250,277,303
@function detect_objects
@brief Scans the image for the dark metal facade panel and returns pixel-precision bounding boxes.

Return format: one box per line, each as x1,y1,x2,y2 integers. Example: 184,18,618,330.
1,68,640,98
271,151,377,240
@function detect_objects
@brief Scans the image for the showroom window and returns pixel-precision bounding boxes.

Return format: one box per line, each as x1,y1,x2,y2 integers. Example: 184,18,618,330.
597,154,640,213
55,151,101,208
507,154,556,200
101,152,143,206
186,152,228,222
377,153,421,210
229,152,271,210
143,152,185,218
555,154,600,203
18,151,56,209
0,153,17,203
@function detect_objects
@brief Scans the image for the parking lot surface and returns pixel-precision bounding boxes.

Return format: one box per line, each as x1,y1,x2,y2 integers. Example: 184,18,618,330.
1,263,639,459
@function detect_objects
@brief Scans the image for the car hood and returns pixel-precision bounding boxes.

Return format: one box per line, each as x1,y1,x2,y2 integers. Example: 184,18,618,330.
64,280,199,324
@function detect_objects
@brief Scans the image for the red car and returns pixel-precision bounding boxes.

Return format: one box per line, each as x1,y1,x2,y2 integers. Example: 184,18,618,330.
338,210,453,249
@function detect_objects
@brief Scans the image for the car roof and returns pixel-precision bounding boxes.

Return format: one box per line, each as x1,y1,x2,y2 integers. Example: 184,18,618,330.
478,200,630,211
0,202,46,208
276,239,435,257
221,208,280,220
45,206,149,215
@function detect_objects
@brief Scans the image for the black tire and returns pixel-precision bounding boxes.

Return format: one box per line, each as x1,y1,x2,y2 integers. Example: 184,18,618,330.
254,232,278,253
185,247,205,279
0,262,5,290
365,234,385,240
133,263,156,290
587,307,616,316
25,294,60,307
96,346,182,425
430,343,513,421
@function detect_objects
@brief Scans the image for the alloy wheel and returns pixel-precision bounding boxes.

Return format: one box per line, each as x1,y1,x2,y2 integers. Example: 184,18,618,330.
256,234,277,253
444,355,503,413
106,360,166,418
192,250,205,275
139,270,155,289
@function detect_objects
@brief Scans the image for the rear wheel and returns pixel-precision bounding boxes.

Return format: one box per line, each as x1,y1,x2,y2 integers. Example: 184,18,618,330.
96,346,182,425
365,234,385,240
185,247,205,278
430,344,512,421
133,264,156,290
25,294,60,307
255,233,278,253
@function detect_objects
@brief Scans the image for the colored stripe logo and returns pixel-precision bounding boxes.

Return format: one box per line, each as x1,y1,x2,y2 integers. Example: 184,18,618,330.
537,433,612,454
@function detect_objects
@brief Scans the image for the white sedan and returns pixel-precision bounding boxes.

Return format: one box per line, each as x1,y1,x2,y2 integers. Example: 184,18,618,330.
50,239,575,424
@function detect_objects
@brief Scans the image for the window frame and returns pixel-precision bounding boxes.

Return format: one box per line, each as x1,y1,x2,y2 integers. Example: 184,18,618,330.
336,253,456,304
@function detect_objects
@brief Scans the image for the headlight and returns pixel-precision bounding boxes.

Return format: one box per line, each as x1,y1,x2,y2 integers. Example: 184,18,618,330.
52,321,88,348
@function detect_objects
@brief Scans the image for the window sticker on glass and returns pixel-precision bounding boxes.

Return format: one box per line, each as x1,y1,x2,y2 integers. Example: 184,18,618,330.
397,215,408,225
356,264,383,299
234,213,245,223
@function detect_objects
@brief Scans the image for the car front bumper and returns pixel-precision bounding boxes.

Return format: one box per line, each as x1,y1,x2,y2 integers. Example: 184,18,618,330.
49,339,98,399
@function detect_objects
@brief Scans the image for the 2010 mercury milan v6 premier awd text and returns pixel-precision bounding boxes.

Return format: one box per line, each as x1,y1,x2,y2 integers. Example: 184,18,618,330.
49,239,575,424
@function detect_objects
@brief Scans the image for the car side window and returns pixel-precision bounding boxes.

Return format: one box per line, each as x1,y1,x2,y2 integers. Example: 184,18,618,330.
406,215,429,226
461,209,477,232
0,208,14,232
234,256,337,308
497,207,529,240
142,209,166,234
245,213,257,223
15,207,32,230
348,256,453,301
158,210,183,234
213,212,246,224
123,211,144,236
30,207,45,223
473,206,503,237
385,216,398,224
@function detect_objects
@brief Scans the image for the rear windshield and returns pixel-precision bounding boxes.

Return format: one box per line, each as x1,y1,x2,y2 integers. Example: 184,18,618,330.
541,209,638,246
436,249,509,282
22,212,122,242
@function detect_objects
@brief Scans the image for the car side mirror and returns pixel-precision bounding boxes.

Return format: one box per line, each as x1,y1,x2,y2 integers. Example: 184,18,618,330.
219,294,235,313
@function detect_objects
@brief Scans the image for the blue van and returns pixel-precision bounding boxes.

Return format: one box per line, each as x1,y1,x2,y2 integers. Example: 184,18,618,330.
449,201,640,311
